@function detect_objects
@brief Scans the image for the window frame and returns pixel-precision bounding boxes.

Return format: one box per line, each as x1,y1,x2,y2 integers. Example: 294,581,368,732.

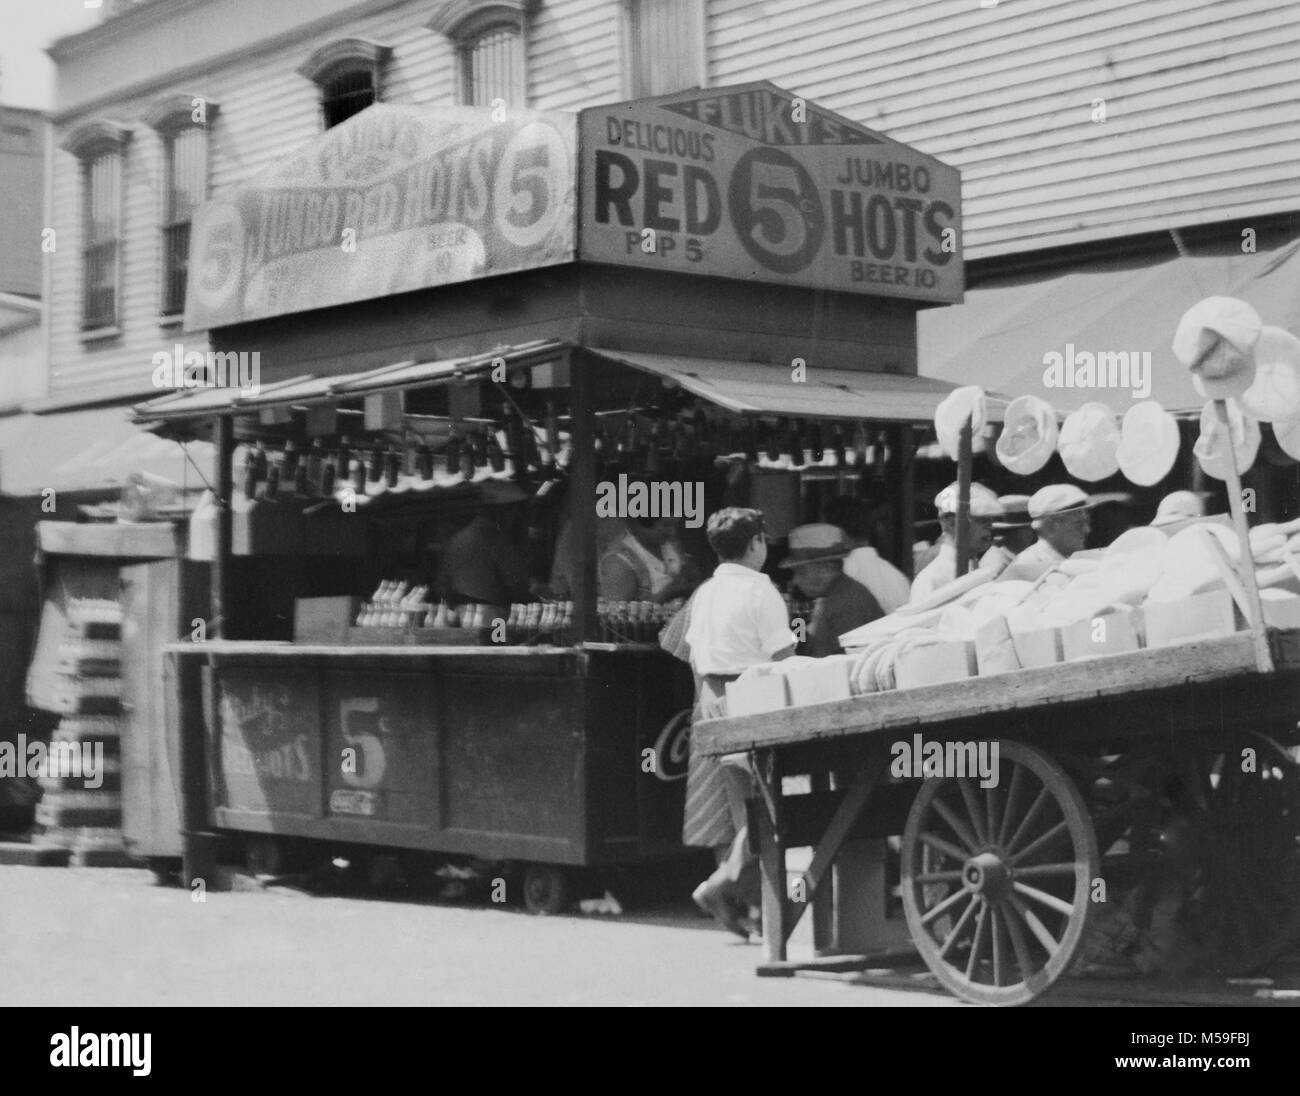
144,94,218,326
428,0,537,110
620,0,708,100
61,120,131,339
297,38,393,131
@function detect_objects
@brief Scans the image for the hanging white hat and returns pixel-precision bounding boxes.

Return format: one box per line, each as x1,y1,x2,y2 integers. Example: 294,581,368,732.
1238,326,1300,423
1116,400,1180,487
1057,401,1121,481
934,386,987,460
995,395,1058,475
1194,399,1261,480
1173,296,1261,400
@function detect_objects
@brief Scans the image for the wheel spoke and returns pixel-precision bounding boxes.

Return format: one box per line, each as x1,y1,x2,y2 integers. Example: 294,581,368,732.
1012,880,1075,919
1012,817,1073,865
918,830,968,864
1009,893,1062,956
1006,785,1051,856
958,777,989,847
921,884,971,928
1002,899,1037,983
1012,861,1078,879
932,796,980,853
965,899,989,981
996,765,1026,847
938,895,979,959
915,869,965,884
990,905,1007,986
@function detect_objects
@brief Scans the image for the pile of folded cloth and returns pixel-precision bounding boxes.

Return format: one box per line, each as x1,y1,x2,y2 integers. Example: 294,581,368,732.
834,515,1300,697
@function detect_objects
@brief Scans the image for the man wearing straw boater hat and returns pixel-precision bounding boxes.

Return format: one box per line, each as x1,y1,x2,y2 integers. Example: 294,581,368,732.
780,524,883,657
909,482,1005,602
1000,484,1098,581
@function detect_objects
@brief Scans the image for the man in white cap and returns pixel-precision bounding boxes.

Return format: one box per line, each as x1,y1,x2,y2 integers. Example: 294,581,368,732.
1000,484,1094,581
1150,490,1206,531
780,524,884,656
908,482,1005,603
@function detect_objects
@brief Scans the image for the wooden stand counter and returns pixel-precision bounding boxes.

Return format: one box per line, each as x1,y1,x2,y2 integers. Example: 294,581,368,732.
166,640,695,885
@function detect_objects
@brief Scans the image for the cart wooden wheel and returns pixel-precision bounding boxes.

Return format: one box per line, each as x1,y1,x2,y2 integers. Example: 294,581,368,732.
522,864,570,915
1179,732,1300,975
1075,732,1300,977
901,740,1099,1006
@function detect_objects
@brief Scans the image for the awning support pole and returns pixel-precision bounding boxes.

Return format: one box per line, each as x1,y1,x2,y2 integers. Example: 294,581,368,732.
954,413,974,577
1213,399,1272,673
212,414,233,639
569,349,598,644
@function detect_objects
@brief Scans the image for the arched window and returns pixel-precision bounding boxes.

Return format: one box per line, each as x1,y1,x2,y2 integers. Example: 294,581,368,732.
61,120,131,334
144,94,218,320
298,38,393,129
428,1,536,108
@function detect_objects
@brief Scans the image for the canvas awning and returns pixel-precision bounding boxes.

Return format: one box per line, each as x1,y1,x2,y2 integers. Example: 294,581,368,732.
131,339,566,427
590,350,961,423
0,405,213,497
919,235,1300,414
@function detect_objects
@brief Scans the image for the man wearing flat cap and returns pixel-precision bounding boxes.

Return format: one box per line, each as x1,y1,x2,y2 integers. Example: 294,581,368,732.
909,482,1005,602
781,524,883,656
1000,484,1094,581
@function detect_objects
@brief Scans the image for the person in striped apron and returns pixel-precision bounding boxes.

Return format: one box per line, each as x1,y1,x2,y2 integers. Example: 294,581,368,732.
683,508,795,938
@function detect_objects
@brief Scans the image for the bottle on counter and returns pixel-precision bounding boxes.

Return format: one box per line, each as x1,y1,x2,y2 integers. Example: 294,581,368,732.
384,448,400,488
321,458,336,496
349,457,366,494
416,441,433,480
252,441,268,485
337,436,351,480
282,439,299,483
306,439,324,495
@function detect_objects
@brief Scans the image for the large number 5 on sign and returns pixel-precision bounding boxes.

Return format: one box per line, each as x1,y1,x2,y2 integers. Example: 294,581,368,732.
729,147,823,274
493,121,572,249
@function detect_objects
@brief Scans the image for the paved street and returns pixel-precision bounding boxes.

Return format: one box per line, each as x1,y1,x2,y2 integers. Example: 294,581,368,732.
0,866,959,1007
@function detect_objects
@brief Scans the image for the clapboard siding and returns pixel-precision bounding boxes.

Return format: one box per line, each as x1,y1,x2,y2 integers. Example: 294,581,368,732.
45,0,1300,404
528,0,621,110
48,1,465,401
707,0,1300,258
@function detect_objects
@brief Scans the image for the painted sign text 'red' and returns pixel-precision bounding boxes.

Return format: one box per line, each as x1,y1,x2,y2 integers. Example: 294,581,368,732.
579,82,963,303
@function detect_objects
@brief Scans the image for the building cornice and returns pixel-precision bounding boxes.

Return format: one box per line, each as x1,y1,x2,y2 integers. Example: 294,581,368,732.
141,92,221,130
59,118,133,157
297,37,393,83
427,0,539,39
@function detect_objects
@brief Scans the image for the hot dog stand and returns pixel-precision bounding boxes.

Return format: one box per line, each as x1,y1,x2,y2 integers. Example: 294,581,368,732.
134,85,966,911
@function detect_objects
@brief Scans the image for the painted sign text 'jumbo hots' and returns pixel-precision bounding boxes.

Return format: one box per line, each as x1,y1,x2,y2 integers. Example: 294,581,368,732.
579,82,963,303
184,104,577,330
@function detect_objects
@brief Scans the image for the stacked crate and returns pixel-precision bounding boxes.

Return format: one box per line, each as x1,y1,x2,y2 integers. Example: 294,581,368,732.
34,598,131,866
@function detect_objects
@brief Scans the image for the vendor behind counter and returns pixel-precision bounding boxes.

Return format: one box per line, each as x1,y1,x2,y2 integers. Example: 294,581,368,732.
436,506,537,619
779,523,883,657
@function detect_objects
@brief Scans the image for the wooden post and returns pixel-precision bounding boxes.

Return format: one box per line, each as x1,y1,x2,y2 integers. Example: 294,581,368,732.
569,349,598,644
954,413,974,577
1213,399,1273,673
898,423,915,576
212,414,233,640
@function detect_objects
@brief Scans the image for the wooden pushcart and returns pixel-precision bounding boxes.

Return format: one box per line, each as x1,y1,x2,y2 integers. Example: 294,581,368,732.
693,629,1300,1005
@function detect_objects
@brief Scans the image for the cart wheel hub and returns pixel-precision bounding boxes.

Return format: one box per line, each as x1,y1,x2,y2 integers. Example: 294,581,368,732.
963,852,1010,898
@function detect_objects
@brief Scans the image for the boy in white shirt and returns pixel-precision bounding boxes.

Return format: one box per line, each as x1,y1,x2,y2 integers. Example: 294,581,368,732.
684,508,795,937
